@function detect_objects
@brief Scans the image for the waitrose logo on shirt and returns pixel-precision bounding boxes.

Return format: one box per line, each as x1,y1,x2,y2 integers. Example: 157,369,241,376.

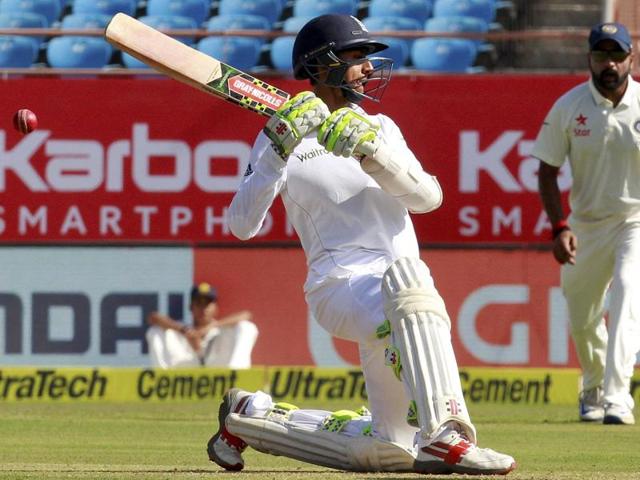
294,148,329,162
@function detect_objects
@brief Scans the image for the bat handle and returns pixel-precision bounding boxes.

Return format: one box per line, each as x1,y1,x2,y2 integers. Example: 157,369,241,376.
354,140,377,160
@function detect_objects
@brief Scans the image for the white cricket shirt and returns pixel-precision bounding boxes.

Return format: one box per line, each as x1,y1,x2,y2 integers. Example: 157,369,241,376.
228,107,429,293
532,77,640,223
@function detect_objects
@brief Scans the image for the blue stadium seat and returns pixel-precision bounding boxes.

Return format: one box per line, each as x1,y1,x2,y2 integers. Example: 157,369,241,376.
121,51,148,68
0,35,37,66
269,35,293,73
363,16,422,68
61,12,112,29
197,36,262,71
217,0,282,26
72,0,136,17
376,39,407,70
60,13,114,59
0,12,47,50
146,0,210,27
280,15,311,32
368,0,432,24
207,13,271,32
425,15,489,47
0,0,61,26
46,36,111,67
267,15,309,74
292,0,358,17
411,38,477,72
433,0,494,23
207,14,271,47
364,14,423,32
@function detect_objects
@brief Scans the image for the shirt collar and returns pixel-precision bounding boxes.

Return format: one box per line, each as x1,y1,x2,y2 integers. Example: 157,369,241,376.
589,75,637,107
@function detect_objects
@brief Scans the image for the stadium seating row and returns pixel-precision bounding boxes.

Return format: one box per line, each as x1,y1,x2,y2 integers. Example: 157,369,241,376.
0,0,497,27
0,0,502,72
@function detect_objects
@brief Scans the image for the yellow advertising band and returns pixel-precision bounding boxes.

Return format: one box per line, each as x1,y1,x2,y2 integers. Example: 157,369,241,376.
1,366,638,405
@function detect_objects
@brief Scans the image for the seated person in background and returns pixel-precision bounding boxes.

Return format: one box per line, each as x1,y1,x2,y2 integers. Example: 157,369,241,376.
146,282,258,369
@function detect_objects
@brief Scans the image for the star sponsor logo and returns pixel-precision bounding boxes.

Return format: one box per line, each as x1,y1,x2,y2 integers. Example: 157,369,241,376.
573,128,590,137
575,113,587,125
573,113,590,137
633,119,640,134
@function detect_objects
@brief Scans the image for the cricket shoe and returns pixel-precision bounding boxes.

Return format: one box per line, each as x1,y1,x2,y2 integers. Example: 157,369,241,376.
603,403,635,425
579,386,604,422
207,388,252,470
415,426,516,475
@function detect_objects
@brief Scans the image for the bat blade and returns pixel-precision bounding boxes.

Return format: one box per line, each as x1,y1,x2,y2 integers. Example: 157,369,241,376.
105,13,290,117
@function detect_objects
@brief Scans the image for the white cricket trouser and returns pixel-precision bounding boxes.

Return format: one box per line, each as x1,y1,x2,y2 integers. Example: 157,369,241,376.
146,320,258,369
562,216,640,409
306,266,418,448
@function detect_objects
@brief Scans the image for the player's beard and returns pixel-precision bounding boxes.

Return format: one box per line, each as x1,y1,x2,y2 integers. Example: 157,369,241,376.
592,67,629,92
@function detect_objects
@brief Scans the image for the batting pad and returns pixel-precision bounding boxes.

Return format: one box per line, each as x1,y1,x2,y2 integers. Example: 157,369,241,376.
226,413,415,472
382,257,476,443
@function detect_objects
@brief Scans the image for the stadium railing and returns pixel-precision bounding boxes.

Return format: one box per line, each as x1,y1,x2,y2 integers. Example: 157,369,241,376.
0,26,624,76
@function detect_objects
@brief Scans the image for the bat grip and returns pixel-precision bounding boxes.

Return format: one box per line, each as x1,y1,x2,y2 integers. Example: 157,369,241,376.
355,140,377,160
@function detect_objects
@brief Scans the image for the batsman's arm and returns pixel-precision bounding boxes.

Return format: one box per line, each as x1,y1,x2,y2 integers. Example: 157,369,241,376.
228,133,287,240
318,110,442,214
358,117,443,214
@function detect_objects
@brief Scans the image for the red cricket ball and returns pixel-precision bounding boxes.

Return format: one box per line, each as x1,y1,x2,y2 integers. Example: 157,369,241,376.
13,108,38,134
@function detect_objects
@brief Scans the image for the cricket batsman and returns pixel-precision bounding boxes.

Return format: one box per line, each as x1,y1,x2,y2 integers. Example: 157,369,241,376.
207,14,516,475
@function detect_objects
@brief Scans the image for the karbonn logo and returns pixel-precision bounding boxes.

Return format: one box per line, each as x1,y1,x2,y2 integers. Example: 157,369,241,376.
228,76,286,110
269,369,367,401
456,130,574,239
0,369,107,400
459,130,572,194
0,124,250,193
137,369,238,400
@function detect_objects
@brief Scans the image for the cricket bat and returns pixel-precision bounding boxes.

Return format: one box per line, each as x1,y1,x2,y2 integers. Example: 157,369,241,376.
104,13,290,117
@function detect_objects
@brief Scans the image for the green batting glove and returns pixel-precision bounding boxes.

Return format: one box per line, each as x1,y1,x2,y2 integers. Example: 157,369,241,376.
264,91,329,159
317,108,380,158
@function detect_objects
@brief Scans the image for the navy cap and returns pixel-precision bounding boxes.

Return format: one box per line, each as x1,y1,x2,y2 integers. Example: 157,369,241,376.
589,22,632,52
190,282,217,302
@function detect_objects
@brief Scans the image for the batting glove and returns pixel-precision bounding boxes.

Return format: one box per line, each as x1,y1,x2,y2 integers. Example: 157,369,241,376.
317,108,380,158
264,91,329,159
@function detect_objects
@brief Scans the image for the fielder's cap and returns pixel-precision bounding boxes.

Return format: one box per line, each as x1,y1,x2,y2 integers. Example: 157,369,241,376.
190,282,217,302
589,22,632,52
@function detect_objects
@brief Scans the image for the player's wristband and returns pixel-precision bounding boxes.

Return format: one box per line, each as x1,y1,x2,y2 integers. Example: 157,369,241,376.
551,220,570,240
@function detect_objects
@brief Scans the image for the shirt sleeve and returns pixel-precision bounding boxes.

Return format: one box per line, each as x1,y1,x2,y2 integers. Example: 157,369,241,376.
377,115,423,169
531,100,569,168
228,132,287,240
375,114,443,213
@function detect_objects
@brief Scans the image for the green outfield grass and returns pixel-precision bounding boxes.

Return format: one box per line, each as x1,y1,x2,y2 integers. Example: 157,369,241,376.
0,401,638,480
